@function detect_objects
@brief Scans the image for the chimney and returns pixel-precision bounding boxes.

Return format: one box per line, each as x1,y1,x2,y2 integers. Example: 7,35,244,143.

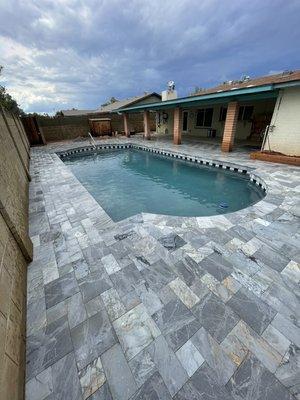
162,80,178,101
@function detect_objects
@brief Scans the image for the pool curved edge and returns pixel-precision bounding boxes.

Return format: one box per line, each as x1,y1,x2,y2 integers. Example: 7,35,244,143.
53,141,277,228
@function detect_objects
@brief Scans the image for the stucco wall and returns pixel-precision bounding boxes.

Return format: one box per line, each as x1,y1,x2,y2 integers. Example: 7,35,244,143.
265,87,300,156
156,100,275,141
0,108,32,400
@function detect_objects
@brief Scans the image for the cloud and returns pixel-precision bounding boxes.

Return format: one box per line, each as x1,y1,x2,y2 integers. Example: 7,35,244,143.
0,0,300,113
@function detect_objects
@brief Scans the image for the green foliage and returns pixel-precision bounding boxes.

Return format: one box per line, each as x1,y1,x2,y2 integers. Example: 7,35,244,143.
0,66,25,115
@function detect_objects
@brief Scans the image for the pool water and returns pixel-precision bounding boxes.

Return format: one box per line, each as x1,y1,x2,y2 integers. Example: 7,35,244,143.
63,148,264,222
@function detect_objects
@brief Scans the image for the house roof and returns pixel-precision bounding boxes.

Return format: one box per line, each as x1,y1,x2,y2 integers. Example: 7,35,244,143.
98,92,161,112
192,70,300,96
118,70,300,113
60,109,96,116
60,92,161,116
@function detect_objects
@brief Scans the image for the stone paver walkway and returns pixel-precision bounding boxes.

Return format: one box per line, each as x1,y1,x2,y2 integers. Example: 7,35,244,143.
26,137,300,400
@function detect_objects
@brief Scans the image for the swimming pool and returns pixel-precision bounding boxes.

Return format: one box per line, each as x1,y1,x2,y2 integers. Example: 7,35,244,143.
63,148,265,222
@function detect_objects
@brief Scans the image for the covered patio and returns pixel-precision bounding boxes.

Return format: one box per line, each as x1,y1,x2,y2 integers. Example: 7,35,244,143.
117,85,279,153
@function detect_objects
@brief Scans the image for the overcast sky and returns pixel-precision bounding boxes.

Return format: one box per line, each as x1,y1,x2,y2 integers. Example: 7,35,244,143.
1,0,300,114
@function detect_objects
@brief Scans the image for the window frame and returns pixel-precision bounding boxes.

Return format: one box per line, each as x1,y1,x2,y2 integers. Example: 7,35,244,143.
219,106,227,122
238,105,254,121
195,107,214,128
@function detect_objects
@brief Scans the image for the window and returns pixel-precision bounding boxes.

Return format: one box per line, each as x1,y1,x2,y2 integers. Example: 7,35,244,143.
195,108,213,127
219,106,227,122
238,105,254,121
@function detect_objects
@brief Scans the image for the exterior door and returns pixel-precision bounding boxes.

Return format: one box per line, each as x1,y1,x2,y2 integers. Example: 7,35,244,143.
182,111,188,133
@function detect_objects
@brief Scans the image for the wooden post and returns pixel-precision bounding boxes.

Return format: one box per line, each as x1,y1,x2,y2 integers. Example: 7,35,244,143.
143,110,151,140
221,101,239,152
173,107,182,145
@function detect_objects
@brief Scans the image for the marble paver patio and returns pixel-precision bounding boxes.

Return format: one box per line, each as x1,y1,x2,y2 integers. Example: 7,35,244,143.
26,136,300,400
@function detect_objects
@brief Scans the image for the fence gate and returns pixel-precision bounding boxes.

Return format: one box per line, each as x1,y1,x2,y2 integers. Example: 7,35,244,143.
21,116,46,145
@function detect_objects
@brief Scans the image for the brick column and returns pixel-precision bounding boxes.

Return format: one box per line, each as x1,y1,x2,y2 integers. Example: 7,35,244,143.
123,113,130,137
173,107,182,145
143,110,151,140
221,101,239,152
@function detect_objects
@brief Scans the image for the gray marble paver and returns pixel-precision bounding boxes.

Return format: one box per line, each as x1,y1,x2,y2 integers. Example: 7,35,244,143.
141,259,176,292
200,251,234,281
26,138,300,400
275,344,300,398
78,356,106,399
226,354,294,400
147,335,188,396
130,371,172,400
25,367,53,400
262,324,291,356
101,344,137,400
51,353,82,400
113,303,160,360
135,282,163,315
100,288,126,321
229,320,283,373
168,277,200,308
26,316,73,381
227,286,277,335
71,309,117,370
171,256,205,286
78,269,112,303
44,272,79,309
175,339,204,377
66,291,87,329
174,362,234,400
191,291,239,343
88,383,112,400
152,298,201,351
271,313,300,348
191,327,237,385
110,263,144,297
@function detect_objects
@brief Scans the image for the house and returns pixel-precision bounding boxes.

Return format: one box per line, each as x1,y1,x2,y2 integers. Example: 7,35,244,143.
60,92,161,134
92,92,161,133
117,70,300,156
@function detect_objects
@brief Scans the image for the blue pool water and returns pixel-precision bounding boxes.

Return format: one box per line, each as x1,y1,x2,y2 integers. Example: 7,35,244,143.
63,148,264,222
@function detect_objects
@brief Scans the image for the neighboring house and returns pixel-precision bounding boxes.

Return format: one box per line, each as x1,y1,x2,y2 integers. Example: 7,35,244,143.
98,92,162,113
59,92,161,136
94,93,161,133
60,109,95,116
118,70,300,156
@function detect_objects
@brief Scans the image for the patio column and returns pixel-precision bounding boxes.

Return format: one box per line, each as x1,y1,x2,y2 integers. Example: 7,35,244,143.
173,107,182,145
143,110,151,140
123,113,130,137
221,101,239,152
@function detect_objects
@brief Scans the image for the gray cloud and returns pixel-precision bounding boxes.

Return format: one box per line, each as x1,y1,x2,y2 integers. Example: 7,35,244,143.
1,0,300,113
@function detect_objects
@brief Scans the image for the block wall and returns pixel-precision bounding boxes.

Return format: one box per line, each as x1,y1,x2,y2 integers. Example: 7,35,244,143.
0,108,32,400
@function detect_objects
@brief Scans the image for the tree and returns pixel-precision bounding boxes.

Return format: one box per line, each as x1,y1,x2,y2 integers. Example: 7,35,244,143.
0,66,25,115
